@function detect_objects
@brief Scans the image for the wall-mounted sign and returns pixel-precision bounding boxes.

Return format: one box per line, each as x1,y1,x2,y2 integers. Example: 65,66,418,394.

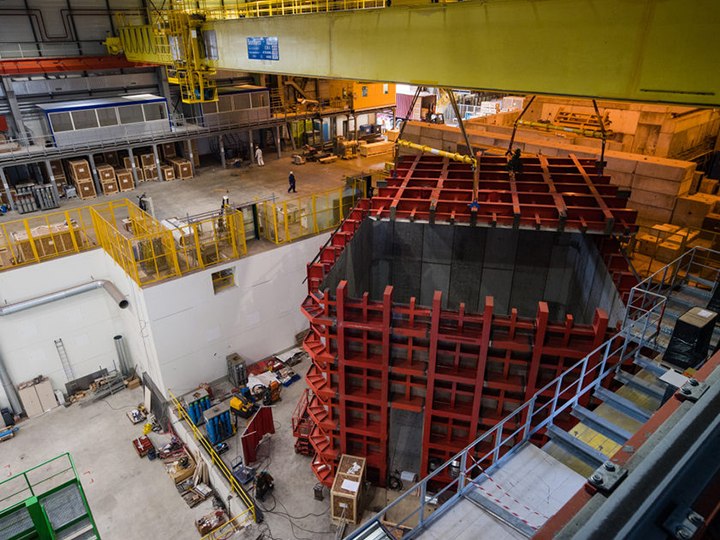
247,37,279,61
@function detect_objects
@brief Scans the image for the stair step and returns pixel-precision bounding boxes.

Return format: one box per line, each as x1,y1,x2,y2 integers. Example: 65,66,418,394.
545,424,607,468
570,405,633,444
594,386,654,423
614,371,667,401
633,355,668,377
465,488,534,538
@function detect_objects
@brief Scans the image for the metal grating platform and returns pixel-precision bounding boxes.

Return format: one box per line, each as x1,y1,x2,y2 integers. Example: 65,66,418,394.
0,507,33,540
40,484,87,531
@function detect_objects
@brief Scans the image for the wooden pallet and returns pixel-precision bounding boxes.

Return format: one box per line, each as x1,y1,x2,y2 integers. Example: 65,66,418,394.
554,108,610,131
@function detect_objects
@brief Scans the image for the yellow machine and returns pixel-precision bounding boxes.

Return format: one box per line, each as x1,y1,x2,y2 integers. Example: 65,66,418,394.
230,395,257,420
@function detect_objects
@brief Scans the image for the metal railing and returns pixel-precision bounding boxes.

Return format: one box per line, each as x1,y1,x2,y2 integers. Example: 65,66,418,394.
623,245,720,328
168,390,259,524
347,287,669,539
0,103,370,167
0,202,109,270
258,179,363,244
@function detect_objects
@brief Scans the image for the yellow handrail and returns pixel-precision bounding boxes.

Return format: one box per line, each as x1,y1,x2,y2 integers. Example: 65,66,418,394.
168,390,258,523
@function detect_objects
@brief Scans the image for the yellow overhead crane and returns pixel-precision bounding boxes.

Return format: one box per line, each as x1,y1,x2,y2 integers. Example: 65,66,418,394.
107,0,720,107
105,1,220,103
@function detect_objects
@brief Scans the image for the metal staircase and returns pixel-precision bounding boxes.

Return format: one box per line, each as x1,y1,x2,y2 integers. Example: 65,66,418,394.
347,246,720,540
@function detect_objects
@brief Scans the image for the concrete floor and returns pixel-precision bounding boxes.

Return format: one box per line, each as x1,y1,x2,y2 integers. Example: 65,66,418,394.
1,150,387,225
0,371,341,540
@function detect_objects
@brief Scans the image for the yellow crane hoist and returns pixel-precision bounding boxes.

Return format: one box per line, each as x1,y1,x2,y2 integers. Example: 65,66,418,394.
103,5,217,103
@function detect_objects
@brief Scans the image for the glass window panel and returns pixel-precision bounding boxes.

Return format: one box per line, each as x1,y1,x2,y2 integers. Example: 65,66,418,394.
96,107,118,127
118,104,144,124
251,92,267,108
202,101,218,115
71,109,99,130
143,103,166,121
234,93,251,110
218,96,232,113
49,112,73,132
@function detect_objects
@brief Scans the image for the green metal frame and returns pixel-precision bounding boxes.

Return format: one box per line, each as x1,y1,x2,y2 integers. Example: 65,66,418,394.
0,454,101,540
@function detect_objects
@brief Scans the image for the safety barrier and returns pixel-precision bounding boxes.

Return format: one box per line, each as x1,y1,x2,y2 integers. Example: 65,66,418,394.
168,391,259,524
257,179,363,244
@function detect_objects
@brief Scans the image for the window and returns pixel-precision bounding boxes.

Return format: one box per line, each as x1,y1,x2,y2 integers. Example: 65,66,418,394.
143,103,167,121
251,92,267,108
97,107,118,127
234,93,251,110
361,86,368,97
49,112,73,132
203,29,219,60
71,109,98,130
212,268,235,294
218,96,232,113
202,101,218,115
383,84,389,95
118,104,144,124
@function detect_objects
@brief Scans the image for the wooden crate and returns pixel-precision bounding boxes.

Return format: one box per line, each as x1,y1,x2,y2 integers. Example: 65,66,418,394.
140,153,155,168
102,180,119,195
76,180,97,200
358,141,394,157
123,155,141,171
68,159,92,182
135,167,146,182
49,159,64,176
160,164,175,181
104,151,119,167
96,164,116,182
161,142,176,159
143,165,158,181
168,157,193,179
331,455,366,525
12,224,85,262
116,169,135,192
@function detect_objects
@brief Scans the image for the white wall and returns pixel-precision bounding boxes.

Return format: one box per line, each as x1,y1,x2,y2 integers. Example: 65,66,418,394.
142,233,330,397
0,249,156,410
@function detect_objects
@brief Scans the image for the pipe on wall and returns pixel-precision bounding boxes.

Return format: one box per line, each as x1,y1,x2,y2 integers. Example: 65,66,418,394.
0,353,22,415
0,279,129,316
0,279,129,415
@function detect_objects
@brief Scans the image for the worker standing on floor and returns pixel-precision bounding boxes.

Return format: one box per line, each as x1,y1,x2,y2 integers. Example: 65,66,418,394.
288,171,297,193
255,145,264,166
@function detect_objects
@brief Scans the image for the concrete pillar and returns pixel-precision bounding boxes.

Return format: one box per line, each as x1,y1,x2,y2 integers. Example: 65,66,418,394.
274,126,282,158
44,160,61,202
127,148,140,185
1,76,28,146
219,135,226,168
87,154,102,196
0,167,15,211
186,139,196,176
152,144,163,182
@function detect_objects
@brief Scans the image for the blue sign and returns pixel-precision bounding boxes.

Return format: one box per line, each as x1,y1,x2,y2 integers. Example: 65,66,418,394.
247,37,279,61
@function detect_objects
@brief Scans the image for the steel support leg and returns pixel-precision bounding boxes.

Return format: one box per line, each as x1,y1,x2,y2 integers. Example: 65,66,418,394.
87,154,102,196
127,148,140,185
44,160,61,202
0,166,15,211
152,144,162,181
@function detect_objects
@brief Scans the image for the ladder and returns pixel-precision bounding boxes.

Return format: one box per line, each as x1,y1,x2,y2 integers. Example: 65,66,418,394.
55,339,76,382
